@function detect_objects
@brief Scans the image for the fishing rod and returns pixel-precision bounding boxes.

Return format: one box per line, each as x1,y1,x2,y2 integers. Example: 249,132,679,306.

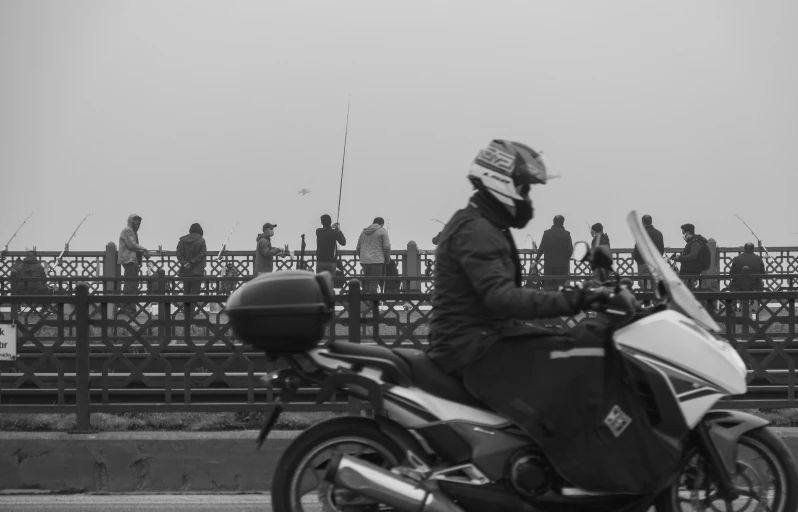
734,214,777,269
217,222,240,260
1,212,34,259
430,218,446,226
336,99,351,225
333,100,351,270
54,214,93,269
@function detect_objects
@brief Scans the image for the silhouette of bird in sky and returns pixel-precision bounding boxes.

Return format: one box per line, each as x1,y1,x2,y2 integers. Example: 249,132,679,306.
298,188,311,195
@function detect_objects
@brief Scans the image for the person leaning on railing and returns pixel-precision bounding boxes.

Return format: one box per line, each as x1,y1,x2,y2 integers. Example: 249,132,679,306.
13,248,53,296
728,243,767,313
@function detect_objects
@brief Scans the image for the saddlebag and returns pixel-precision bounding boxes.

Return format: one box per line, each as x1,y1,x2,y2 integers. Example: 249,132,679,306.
463,319,683,495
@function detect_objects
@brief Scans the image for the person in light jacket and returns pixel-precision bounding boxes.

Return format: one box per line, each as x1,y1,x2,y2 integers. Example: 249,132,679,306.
118,214,151,314
356,216,391,296
254,222,283,275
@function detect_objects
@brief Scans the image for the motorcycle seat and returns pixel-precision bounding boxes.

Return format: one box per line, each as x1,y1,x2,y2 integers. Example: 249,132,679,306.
327,342,486,409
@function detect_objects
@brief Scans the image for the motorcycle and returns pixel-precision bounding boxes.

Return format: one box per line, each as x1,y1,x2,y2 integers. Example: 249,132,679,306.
225,211,798,512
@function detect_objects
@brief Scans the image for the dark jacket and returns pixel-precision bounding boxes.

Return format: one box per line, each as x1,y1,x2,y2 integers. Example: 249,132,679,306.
176,233,207,277
535,225,573,272
14,255,51,294
254,234,281,274
632,225,665,264
382,259,401,293
432,231,442,245
427,193,577,374
316,226,346,263
730,251,766,291
591,232,611,249
676,234,706,275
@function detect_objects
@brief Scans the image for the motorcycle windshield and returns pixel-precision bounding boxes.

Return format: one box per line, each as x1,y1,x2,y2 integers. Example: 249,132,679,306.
627,211,721,333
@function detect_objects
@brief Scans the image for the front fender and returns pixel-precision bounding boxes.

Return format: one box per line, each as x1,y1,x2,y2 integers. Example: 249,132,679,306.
702,409,770,475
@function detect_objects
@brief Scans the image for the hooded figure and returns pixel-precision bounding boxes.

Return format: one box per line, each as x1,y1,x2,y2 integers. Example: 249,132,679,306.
118,214,148,266
13,249,51,295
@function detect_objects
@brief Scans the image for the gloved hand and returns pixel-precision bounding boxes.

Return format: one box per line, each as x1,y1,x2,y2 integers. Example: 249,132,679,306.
562,282,614,312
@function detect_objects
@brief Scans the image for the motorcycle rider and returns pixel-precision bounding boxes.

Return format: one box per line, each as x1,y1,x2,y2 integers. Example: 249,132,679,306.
428,139,611,378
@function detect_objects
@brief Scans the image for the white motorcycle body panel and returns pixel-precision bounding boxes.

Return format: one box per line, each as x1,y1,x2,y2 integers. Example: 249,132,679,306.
613,310,747,428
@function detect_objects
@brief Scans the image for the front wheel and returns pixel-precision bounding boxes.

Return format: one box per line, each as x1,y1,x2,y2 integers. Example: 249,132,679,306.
655,426,798,511
271,416,405,512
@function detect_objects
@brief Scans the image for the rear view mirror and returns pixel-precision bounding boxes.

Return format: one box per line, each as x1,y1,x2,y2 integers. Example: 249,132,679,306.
573,242,589,262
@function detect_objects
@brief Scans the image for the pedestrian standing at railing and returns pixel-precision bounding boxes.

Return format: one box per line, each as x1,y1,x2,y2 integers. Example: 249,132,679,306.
357,217,391,293
632,215,664,291
254,222,283,275
730,243,766,292
315,214,346,276
589,222,611,281
672,223,711,291
534,215,573,290
13,248,53,295
177,223,207,296
118,214,151,315
357,217,391,314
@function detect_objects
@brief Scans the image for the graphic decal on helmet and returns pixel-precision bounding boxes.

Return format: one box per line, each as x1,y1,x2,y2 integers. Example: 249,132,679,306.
475,146,515,176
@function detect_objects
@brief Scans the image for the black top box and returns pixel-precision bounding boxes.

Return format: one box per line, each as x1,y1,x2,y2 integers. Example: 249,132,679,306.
226,270,335,352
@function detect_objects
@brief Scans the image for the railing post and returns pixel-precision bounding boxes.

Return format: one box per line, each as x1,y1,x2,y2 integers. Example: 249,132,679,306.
347,279,361,344
406,241,420,293
157,269,166,296
74,283,91,432
9,270,19,320
9,269,18,295
103,242,117,317
346,279,362,414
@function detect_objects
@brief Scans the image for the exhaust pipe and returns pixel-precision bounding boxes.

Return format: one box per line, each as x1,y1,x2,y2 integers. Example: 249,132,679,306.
326,454,465,512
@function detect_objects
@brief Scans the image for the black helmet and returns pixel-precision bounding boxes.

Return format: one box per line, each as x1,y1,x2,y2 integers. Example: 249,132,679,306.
468,139,548,228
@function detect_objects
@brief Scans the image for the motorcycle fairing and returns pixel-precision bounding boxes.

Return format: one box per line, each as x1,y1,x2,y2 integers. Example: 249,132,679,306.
614,310,747,399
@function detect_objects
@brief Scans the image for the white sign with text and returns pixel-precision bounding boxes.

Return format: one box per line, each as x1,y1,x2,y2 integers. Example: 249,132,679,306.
0,323,17,361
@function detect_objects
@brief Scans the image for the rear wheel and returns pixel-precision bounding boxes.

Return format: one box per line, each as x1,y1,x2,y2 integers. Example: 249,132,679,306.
655,427,798,511
271,416,405,512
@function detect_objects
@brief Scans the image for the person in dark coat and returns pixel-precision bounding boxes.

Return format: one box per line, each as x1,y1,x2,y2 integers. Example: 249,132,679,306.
176,223,207,296
589,223,611,280
315,215,346,276
533,215,573,290
730,243,767,291
590,223,611,249
428,139,610,376
13,249,52,295
673,223,707,290
632,215,664,291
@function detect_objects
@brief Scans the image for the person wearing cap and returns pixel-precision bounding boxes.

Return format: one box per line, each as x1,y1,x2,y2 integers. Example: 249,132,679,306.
254,223,283,275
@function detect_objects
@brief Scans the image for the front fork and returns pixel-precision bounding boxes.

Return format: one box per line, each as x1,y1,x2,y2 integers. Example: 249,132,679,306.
695,422,739,502
693,410,771,502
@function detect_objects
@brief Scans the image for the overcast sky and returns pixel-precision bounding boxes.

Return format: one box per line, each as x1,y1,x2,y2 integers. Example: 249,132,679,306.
2,0,796,255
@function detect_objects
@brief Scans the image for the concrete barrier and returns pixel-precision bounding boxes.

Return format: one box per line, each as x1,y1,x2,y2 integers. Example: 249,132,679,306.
2,428,798,493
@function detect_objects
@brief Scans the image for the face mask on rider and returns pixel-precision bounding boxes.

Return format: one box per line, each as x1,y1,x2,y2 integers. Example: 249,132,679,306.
512,199,534,229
